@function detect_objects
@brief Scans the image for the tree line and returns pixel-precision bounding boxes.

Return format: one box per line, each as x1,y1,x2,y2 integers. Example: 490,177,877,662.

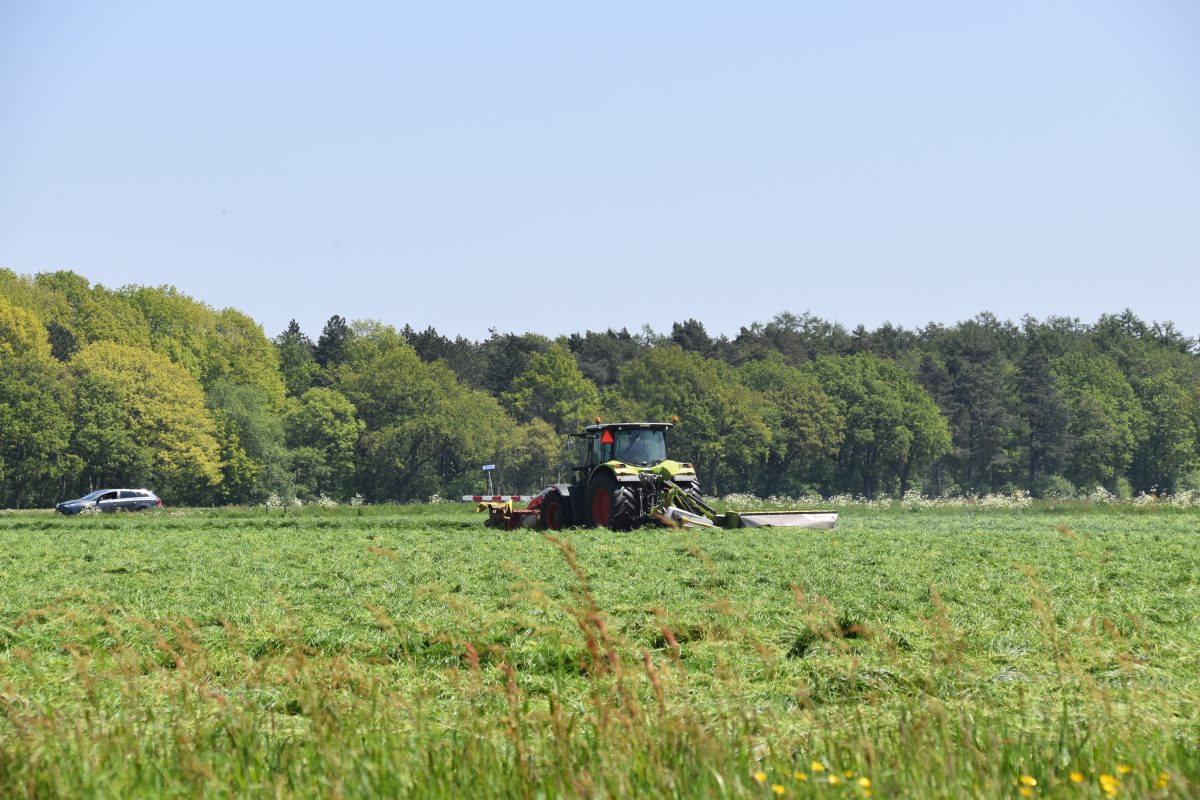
2,269,1198,508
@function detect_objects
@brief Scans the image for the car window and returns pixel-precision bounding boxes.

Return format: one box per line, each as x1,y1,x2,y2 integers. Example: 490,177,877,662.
119,491,136,499
98,491,118,501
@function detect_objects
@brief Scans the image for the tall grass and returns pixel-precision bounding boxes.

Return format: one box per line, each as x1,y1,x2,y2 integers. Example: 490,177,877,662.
0,505,1196,797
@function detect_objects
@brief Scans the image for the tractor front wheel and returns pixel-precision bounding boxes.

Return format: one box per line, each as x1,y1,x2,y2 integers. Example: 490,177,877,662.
540,492,567,530
587,471,637,530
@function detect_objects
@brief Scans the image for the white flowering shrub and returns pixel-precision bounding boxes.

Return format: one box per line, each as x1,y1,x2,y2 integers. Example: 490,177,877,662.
350,493,365,507
703,487,1196,510
1168,490,1199,508
718,492,764,509
978,491,1032,509
316,493,338,509
428,493,446,504
900,489,924,511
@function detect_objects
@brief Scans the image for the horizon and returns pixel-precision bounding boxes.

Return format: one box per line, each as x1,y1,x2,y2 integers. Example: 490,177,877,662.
5,265,1197,346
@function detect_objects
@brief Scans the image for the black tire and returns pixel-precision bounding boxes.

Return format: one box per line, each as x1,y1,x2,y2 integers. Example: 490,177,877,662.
539,492,568,530
587,470,637,531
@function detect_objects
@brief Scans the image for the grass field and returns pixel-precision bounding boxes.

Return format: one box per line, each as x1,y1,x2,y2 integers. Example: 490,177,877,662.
0,502,1197,798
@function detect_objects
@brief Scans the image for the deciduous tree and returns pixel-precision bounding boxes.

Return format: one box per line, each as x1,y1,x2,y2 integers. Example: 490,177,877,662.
804,353,951,497
70,342,223,503
502,343,600,432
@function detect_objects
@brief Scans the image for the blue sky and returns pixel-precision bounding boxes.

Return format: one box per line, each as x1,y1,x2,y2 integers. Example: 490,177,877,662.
2,1,1197,341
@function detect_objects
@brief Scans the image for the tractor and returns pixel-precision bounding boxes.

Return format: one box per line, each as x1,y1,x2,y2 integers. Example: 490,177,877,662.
538,419,700,530
478,419,837,531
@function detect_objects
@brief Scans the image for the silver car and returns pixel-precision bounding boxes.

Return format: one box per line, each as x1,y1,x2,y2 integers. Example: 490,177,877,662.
56,489,163,514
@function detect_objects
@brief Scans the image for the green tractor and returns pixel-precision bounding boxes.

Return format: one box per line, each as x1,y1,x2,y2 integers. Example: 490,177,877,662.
524,419,836,531
535,420,699,530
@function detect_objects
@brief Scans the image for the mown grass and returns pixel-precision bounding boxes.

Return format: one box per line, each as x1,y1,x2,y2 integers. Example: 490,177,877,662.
0,504,1197,798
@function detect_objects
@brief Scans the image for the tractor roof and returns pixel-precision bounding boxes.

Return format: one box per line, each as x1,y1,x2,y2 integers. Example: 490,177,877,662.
581,421,674,434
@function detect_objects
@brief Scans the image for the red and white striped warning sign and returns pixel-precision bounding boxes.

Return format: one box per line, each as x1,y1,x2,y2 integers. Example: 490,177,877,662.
462,495,534,502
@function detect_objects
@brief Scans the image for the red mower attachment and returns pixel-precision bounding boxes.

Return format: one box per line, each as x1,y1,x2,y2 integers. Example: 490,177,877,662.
474,488,553,530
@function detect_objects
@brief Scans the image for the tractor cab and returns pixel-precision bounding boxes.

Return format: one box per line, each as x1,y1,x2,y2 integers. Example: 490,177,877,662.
582,422,671,469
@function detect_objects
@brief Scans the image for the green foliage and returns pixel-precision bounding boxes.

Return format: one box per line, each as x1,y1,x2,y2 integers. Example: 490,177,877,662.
0,296,79,506
610,346,771,494
119,284,216,379
273,319,319,397
1053,352,1148,490
338,323,511,501
1031,473,1077,499
28,271,152,358
203,309,286,410
0,295,52,361
917,316,1021,491
5,268,1200,503
1016,336,1070,486
314,314,352,369
207,382,289,503
283,387,364,499
69,341,223,503
0,354,77,507
497,418,562,490
1129,370,1199,493
736,358,845,496
669,318,719,358
805,352,951,497
502,343,600,432
566,327,643,388
69,371,149,492
402,324,489,388
477,330,553,396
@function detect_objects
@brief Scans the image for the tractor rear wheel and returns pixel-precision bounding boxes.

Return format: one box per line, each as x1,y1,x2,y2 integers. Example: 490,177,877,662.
540,492,567,530
587,471,636,530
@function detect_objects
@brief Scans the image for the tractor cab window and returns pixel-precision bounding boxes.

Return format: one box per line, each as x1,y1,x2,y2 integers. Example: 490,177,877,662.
613,428,666,466
590,434,605,466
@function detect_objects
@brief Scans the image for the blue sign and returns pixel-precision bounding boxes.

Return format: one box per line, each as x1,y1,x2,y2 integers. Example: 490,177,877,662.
482,464,496,471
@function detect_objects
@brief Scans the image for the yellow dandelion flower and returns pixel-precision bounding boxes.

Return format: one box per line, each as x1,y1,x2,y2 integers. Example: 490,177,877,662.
753,771,768,784
863,792,872,799
1019,775,1037,786
1070,771,1085,783
857,777,871,789
1098,773,1119,797
1020,788,1034,798
1155,772,1170,789
772,785,786,796
811,761,825,773
1116,764,1131,775
828,774,842,786
794,772,808,782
